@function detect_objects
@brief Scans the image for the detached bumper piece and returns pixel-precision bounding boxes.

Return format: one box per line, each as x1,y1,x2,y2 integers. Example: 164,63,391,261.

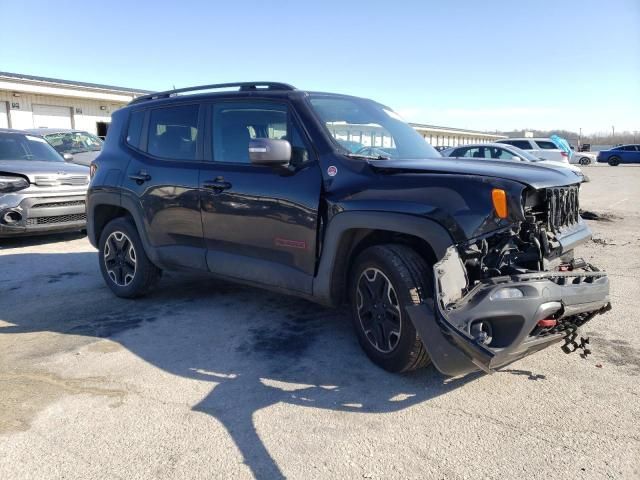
409,247,611,377
0,195,86,237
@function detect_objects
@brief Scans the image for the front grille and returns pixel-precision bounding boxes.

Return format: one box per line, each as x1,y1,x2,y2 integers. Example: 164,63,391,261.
32,200,85,209
60,176,89,186
25,213,86,226
33,175,89,186
545,186,580,232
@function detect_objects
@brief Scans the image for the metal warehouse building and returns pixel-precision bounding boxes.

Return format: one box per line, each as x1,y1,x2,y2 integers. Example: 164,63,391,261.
0,72,149,136
410,123,505,147
0,71,504,146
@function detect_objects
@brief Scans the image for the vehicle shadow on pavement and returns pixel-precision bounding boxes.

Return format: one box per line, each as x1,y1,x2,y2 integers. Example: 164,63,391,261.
0,231,87,250
0,251,481,480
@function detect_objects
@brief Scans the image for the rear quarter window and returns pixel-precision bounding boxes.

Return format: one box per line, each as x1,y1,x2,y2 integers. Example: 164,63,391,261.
126,110,145,149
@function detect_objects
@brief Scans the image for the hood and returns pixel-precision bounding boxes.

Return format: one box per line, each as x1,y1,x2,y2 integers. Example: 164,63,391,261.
368,157,581,189
68,150,100,167
0,160,89,186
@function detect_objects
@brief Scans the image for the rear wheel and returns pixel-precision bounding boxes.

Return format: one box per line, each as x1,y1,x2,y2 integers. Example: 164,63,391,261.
349,244,431,373
608,156,620,166
98,217,161,298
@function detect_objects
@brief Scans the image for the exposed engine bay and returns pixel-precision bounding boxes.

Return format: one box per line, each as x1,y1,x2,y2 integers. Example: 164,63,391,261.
460,184,584,284
431,183,611,369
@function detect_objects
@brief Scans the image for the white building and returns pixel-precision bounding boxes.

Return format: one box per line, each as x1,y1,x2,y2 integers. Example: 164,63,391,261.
0,71,505,145
410,123,506,147
0,72,149,136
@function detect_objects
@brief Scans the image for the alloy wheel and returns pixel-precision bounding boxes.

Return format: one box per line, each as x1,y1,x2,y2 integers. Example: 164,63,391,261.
103,231,137,287
356,268,402,353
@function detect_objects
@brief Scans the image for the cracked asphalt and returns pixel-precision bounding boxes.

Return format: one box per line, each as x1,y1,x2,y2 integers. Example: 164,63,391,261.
1,165,639,479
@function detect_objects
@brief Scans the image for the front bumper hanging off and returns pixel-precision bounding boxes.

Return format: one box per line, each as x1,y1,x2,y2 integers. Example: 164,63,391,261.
407,247,611,377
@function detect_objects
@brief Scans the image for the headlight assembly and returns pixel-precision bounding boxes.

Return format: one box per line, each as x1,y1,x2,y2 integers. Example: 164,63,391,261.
0,175,30,193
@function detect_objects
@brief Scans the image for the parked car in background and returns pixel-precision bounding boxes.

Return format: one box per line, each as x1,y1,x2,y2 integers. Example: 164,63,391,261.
353,146,396,158
441,143,588,182
25,128,103,167
0,129,89,237
596,145,640,166
570,150,596,165
496,138,569,163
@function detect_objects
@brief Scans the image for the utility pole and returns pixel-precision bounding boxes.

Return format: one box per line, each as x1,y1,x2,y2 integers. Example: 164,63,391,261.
612,125,615,140
579,127,582,148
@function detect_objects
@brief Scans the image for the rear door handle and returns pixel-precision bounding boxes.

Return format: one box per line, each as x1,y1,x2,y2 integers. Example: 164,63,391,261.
129,170,152,182
203,177,232,191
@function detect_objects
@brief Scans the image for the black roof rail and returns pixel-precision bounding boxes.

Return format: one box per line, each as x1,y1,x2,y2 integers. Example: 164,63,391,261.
129,82,296,104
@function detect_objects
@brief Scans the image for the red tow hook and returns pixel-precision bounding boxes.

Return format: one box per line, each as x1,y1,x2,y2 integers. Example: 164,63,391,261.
537,318,557,328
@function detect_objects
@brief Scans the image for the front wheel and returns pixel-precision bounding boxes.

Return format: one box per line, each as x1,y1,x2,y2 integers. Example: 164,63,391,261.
579,156,591,165
98,217,161,298
608,156,620,166
349,244,431,373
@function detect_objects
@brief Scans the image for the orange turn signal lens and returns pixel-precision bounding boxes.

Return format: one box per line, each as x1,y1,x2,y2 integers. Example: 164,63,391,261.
491,189,508,219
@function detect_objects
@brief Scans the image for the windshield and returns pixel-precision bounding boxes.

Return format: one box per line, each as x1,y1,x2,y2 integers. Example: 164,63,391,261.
308,95,439,160
45,131,103,154
0,133,64,162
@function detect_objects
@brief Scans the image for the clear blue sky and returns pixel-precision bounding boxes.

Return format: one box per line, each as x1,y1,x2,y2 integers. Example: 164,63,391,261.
1,0,638,134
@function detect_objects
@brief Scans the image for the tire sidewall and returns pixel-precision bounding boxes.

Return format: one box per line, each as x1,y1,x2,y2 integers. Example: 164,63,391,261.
98,217,151,298
349,247,424,372
609,156,620,166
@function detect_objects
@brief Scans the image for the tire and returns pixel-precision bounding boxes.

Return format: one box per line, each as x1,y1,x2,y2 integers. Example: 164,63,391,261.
349,244,431,373
98,216,161,298
608,156,620,166
579,157,591,165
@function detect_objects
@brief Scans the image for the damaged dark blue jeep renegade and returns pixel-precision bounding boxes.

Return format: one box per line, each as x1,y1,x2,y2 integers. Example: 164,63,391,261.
86,82,611,376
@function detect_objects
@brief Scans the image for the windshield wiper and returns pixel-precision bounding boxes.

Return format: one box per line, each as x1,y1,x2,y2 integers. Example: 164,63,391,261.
345,153,391,160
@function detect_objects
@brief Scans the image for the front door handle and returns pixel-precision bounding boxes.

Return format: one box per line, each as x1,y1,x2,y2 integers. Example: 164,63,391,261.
203,177,232,192
129,170,152,183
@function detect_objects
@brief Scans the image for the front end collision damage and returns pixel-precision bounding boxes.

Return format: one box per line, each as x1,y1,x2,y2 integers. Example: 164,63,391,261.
410,246,611,377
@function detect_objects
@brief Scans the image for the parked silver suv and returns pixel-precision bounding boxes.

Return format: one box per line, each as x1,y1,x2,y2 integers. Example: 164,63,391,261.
0,129,89,237
496,138,569,163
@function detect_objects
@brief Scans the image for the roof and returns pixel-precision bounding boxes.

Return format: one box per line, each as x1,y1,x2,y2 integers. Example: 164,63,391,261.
0,128,33,135
24,128,88,136
0,71,151,95
500,137,556,141
441,142,513,149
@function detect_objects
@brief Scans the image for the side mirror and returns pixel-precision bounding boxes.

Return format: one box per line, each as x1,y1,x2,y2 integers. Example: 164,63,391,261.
63,153,74,162
511,156,522,161
249,138,291,166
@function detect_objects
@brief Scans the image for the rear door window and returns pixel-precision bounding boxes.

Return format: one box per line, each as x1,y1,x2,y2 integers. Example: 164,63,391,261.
147,104,199,160
501,140,532,150
451,148,467,157
461,147,487,158
535,140,559,150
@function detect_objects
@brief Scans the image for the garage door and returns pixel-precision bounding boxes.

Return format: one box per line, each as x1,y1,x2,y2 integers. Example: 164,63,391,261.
32,104,72,129
0,102,8,128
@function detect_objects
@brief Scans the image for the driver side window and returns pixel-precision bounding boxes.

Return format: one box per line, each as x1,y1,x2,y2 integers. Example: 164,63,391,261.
212,101,310,166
